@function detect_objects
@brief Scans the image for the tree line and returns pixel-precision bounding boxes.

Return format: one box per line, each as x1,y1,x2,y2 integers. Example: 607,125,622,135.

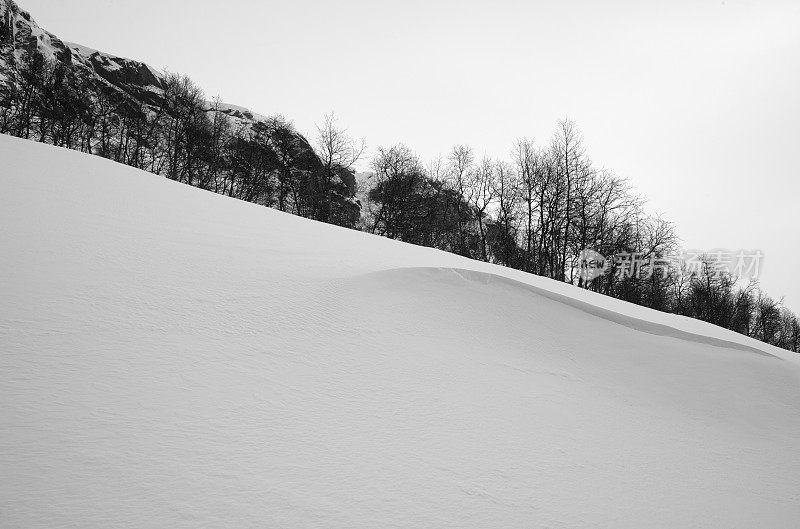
0,54,361,226
363,132,798,352
1,53,797,353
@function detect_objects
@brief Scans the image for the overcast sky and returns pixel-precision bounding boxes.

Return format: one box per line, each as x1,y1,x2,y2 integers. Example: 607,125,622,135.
22,0,800,310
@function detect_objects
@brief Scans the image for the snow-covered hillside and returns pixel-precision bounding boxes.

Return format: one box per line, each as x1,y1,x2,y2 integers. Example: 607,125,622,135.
1,134,799,528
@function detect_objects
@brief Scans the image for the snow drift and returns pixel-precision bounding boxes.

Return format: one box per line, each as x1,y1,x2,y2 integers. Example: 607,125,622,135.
1,134,799,528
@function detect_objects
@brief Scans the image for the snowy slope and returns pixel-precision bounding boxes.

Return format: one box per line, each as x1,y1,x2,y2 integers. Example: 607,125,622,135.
1,134,799,528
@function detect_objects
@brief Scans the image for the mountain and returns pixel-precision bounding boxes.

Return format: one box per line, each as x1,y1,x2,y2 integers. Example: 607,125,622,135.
2,134,800,527
0,0,271,124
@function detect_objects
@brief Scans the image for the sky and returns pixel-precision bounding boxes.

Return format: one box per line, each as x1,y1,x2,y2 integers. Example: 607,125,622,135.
21,0,800,311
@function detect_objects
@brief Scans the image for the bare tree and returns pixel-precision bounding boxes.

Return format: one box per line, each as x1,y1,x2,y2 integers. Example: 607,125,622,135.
447,144,475,256
492,160,521,266
551,119,585,280
468,157,497,262
513,138,539,272
313,112,365,223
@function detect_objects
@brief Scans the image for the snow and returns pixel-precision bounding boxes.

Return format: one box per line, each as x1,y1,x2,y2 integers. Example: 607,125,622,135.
209,101,270,123
64,41,99,58
64,41,123,71
65,41,163,83
1,134,799,528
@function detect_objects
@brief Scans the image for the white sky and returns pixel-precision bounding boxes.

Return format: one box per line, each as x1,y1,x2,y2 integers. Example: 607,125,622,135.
22,0,800,311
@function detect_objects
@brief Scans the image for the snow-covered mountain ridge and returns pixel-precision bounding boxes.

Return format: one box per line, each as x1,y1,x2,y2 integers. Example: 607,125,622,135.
0,0,264,120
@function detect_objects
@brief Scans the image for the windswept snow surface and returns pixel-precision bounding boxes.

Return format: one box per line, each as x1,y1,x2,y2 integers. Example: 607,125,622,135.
2,135,800,528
